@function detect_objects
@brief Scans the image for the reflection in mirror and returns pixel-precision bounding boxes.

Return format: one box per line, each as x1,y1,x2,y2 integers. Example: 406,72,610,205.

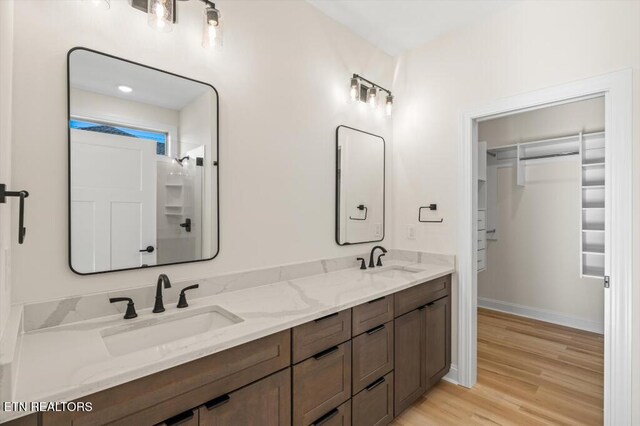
68,48,218,274
336,126,385,245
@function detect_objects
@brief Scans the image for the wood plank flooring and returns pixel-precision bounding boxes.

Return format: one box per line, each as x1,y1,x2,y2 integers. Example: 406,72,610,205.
392,308,604,425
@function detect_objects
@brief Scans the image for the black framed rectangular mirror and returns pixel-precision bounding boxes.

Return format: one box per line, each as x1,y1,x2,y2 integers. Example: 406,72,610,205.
68,48,219,275
335,125,385,245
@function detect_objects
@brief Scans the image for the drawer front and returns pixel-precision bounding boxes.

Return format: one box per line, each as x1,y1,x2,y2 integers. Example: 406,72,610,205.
309,400,351,426
293,341,352,426
293,310,351,364
477,249,486,271
154,409,198,426
198,369,291,426
477,211,486,230
352,372,394,426
51,331,291,426
394,275,450,317
477,230,486,250
352,322,394,394
352,295,394,336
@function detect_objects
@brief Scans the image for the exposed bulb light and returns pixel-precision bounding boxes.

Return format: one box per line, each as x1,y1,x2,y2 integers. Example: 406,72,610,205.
368,86,377,108
147,0,173,32
202,5,223,49
349,77,359,102
385,95,393,116
84,0,110,10
117,85,133,93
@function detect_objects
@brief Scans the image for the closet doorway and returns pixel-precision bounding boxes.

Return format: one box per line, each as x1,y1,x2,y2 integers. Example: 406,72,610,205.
457,70,633,425
476,97,605,424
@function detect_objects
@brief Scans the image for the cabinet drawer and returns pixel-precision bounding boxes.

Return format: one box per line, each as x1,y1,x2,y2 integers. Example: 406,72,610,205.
352,372,394,426
352,322,393,394
478,211,486,230
198,369,291,426
394,275,450,317
352,295,394,336
46,331,291,426
309,400,351,426
477,249,486,271
154,409,198,426
293,310,351,364
293,341,352,426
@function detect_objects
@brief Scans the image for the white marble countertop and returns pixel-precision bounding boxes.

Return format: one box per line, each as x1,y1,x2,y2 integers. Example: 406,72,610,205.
1,260,453,422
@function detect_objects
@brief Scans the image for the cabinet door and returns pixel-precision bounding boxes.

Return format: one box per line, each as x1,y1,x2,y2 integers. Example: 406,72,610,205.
425,296,451,388
393,308,426,416
198,369,291,426
352,322,394,394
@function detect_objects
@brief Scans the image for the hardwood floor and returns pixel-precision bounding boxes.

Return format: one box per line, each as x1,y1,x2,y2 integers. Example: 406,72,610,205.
392,308,604,425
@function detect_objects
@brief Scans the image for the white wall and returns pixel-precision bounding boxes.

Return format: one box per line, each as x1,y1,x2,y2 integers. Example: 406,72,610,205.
9,0,394,304
391,0,639,414
0,0,15,340
477,98,604,330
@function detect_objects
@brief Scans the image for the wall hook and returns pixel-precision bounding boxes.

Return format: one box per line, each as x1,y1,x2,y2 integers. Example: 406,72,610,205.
0,183,29,244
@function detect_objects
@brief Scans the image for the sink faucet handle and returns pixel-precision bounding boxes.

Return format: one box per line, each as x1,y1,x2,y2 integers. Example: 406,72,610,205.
376,253,386,267
109,297,138,320
177,284,200,309
356,258,367,270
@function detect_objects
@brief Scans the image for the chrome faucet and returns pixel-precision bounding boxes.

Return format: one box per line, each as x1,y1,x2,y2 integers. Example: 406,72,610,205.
153,274,172,313
369,246,387,268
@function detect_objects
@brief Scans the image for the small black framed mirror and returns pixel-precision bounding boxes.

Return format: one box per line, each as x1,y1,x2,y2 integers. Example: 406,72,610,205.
67,48,219,275
335,125,385,245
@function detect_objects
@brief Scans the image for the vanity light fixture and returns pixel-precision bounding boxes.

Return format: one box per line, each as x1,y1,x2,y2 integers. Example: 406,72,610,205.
117,85,133,93
349,74,393,116
147,0,174,32
128,0,223,49
349,77,360,102
368,86,377,108
202,3,223,49
385,95,394,116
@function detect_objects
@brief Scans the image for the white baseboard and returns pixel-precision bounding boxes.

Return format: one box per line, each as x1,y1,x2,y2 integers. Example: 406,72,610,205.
478,297,604,334
443,364,458,385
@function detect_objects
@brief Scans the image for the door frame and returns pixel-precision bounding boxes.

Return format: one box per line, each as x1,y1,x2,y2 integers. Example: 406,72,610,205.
456,69,633,425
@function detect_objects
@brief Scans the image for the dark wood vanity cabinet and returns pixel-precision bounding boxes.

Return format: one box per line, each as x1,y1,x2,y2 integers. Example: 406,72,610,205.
27,274,451,426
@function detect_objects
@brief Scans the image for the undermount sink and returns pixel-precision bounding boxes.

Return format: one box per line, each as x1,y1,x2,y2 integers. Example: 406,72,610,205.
101,305,243,356
367,265,423,279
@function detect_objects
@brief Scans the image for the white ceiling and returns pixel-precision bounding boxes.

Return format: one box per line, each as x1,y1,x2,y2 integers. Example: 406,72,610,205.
307,0,517,56
69,49,211,111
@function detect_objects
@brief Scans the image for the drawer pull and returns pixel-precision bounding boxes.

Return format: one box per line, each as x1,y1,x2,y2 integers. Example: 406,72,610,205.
418,304,427,311
162,409,194,426
313,345,339,360
205,394,230,410
314,312,339,322
367,296,385,304
312,408,339,425
366,324,385,335
365,376,386,391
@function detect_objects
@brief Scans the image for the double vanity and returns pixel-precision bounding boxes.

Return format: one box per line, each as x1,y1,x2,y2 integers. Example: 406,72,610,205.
1,253,453,425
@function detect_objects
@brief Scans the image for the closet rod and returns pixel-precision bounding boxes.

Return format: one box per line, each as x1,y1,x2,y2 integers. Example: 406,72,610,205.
519,151,579,161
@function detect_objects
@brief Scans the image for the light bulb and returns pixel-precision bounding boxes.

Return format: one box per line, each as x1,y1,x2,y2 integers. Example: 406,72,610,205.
202,5,223,49
385,95,393,116
349,77,359,102
118,85,133,93
148,0,173,33
83,0,110,10
368,86,377,108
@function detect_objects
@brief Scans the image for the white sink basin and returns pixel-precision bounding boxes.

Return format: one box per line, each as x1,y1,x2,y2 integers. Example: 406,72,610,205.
368,265,423,279
101,306,243,356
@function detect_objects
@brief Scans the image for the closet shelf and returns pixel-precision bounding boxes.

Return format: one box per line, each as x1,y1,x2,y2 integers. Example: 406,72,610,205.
582,162,605,168
583,267,605,278
582,228,605,232
582,184,605,189
582,250,605,256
